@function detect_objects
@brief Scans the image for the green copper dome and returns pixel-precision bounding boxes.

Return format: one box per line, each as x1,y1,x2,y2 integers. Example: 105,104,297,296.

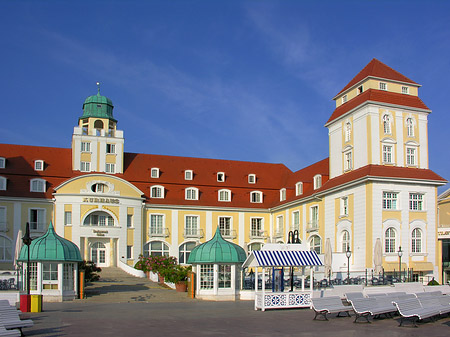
18,223,82,262
80,84,116,122
187,227,247,264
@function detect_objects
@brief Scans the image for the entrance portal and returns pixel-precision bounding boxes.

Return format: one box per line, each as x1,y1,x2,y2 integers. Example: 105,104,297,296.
91,242,108,267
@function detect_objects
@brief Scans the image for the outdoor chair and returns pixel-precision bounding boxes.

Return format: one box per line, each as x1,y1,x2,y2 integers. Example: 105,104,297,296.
392,298,441,327
310,296,352,320
349,297,396,323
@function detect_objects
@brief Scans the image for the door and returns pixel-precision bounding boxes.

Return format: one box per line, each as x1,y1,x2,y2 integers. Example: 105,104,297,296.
91,242,108,267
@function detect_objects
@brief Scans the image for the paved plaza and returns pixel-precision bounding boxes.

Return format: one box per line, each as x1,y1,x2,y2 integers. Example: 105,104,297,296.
18,268,450,336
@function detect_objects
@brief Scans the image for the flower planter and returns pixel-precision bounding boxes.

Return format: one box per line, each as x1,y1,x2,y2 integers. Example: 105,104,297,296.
175,281,187,292
158,274,165,284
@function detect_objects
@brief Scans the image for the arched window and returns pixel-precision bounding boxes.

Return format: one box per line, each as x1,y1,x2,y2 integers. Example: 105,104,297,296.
0,236,12,261
345,122,351,142
411,228,422,253
83,211,115,226
383,114,391,134
247,242,262,255
91,183,108,193
384,228,396,253
179,241,196,264
94,120,104,129
309,235,321,254
185,187,199,200
341,230,350,253
144,241,169,257
406,118,414,137
151,185,164,199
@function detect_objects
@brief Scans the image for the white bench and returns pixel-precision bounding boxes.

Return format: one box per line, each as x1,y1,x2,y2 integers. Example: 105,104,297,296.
392,298,441,327
311,296,352,320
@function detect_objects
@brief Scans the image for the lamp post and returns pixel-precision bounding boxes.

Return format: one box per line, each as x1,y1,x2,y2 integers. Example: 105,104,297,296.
22,222,32,295
346,246,351,284
397,246,403,283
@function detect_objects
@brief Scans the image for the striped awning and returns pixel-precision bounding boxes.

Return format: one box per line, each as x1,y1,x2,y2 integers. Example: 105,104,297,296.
242,250,323,268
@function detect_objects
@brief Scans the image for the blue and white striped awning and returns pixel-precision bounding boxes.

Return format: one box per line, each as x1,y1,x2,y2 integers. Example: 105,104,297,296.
243,250,323,268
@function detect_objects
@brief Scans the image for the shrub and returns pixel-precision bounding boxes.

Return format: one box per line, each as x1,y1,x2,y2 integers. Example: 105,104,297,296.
427,278,439,286
79,260,102,282
161,265,192,284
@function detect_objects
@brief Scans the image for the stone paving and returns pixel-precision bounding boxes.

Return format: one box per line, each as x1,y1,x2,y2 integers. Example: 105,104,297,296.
16,268,450,336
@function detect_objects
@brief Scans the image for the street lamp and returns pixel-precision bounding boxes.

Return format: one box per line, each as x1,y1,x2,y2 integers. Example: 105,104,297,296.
22,222,32,295
346,246,351,284
397,246,403,283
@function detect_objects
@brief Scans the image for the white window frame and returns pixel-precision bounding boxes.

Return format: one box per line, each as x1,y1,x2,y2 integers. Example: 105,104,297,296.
30,178,46,192
34,160,44,171
0,177,6,191
313,175,322,190
80,161,91,172
218,189,231,202
248,174,256,184
310,205,319,228
344,150,352,171
409,193,424,211
106,143,116,154
184,215,199,236
345,122,351,142
29,208,46,232
184,170,193,181
295,182,303,196
185,187,199,201
217,172,225,182
383,114,392,135
382,144,393,164
276,215,284,236
127,214,133,228
218,216,232,237
406,147,417,166
127,246,133,259
384,227,396,253
357,85,363,95
0,157,5,169
151,168,160,179
64,211,72,226
309,235,321,254
342,94,347,104
81,142,91,152
402,86,409,94
150,185,164,199
149,214,165,235
292,210,300,231
340,196,349,216
411,228,422,253
383,191,399,210
250,191,262,203
379,82,387,91
105,163,115,173
280,188,286,201
341,230,350,253
250,218,263,238
406,118,414,137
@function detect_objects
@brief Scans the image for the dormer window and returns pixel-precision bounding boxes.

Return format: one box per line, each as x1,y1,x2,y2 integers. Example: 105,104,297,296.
342,95,347,104
248,174,256,184
218,189,231,202
30,178,46,192
185,187,198,200
313,175,322,190
379,82,387,91
151,185,164,199
0,177,6,191
401,86,409,94
250,191,262,203
0,157,5,169
280,188,286,201
34,160,44,171
357,85,363,95
185,170,193,181
295,182,303,196
151,168,160,179
217,172,225,182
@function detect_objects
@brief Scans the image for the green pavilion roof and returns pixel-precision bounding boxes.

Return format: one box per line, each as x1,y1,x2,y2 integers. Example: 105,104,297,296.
80,87,116,122
187,227,247,264
18,223,82,262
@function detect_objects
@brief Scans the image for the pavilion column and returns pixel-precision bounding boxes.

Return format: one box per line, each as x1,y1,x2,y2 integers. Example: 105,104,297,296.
213,264,218,296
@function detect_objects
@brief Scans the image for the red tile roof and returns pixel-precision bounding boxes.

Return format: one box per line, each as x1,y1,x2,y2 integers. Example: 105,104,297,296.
326,89,430,126
336,58,418,97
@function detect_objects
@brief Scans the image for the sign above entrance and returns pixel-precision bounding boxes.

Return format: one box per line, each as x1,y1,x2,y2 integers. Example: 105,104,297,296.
82,197,120,204
93,230,109,236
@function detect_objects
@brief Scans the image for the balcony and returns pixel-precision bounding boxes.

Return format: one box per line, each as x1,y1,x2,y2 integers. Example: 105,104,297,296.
149,227,170,238
306,221,319,232
220,229,237,240
250,230,267,240
183,228,204,239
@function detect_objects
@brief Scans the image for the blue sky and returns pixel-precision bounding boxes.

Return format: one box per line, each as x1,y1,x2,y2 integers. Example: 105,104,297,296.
0,0,449,192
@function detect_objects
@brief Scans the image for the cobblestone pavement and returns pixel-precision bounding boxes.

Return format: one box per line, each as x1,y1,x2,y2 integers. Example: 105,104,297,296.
17,268,450,336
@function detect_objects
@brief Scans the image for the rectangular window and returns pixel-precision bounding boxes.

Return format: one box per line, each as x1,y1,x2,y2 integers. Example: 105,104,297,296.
406,147,416,166
219,217,231,236
248,174,256,184
219,190,230,202
64,211,72,226
276,216,284,236
43,262,58,281
251,218,262,237
80,161,91,172
344,151,352,170
29,262,38,291
341,197,348,216
293,211,300,230
150,214,164,234
151,168,159,178
310,206,318,228
383,192,398,210
29,209,45,231
379,82,387,91
357,85,363,94
0,207,6,232
409,193,424,211
280,189,286,201
402,86,409,94
185,216,198,236
106,144,116,154
382,145,393,163
31,179,45,192
218,265,232,288
296,182,303,196
63,264,74,291
0,177,5,191
127,246,132,259
342,95,347,103
200,264,214,289
105,163,115,173
127,214,133,228
185,170,193,180
34,160,43,171
0,158,5,169
217,172,225,182
81,142,91,152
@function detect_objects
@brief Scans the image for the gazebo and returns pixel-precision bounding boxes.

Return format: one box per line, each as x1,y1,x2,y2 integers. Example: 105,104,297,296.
187,227,247,301
18,222,82,302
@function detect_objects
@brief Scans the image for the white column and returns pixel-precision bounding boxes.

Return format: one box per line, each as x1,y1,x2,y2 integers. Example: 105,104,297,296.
213,264,218,296
254,267,258,310
262,267,266,311
310,267,313,294
302,266,305,291
58,263,64,297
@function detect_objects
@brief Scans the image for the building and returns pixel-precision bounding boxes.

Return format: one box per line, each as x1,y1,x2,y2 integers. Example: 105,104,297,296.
0,59,447,284
438,187,450,283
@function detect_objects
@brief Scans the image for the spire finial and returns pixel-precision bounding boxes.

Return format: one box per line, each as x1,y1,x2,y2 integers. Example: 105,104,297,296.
96,82,100,95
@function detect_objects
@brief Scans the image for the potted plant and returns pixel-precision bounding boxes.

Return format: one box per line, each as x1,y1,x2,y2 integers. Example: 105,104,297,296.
164,265,192,292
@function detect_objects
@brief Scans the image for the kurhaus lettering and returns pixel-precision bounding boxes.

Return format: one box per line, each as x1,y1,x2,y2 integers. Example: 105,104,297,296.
83,197,119,204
